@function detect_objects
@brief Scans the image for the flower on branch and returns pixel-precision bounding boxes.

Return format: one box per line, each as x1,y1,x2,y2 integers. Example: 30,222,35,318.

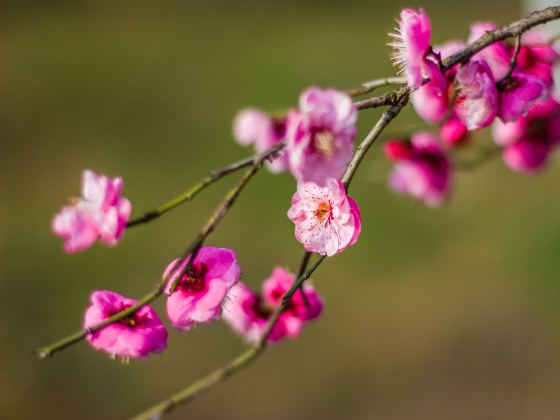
493,99,560,172
286,87,357,186
163,247,240,331
222,267,323,344
84,290,168,360
389,8,432,89
385,132,452,207
52,169,131,253
233,108,288,173
288,178,361,256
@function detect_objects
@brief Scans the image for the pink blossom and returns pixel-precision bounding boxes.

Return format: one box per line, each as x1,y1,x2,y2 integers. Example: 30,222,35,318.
286,87,356,185
469,22,512,80
385,132,451,206
454,60,498,130
389,8,432,88
439,116,469,147
493,99,560,172
518,31,559,87
52,170,132,253
84,290,168,360
498,72,548,122
233,108,288,173
163,246,240,331
223,267,323,344
287,178,361,256
411,60,449,124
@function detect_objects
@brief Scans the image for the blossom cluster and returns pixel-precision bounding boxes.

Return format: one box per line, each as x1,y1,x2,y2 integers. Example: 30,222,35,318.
48,6,560,362
83,247,323,360
387,8,560,205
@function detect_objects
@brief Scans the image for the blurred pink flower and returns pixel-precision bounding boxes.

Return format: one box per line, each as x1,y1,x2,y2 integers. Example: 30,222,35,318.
288,178,361,256
454,60,498,130
493,99,560,172
164,246,240,331
469,22,512,80
389,8,432,88
411,60,449,124
498,72,548,122
286,87,356,185
385,132,451,206
84,290,168,360
52,170,132,253
223,267,323,344
439,116,469,147
518,31,559,87
233,108,288,173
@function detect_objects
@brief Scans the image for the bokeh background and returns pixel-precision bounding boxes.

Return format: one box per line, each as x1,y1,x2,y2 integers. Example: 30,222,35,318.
3,1,560,419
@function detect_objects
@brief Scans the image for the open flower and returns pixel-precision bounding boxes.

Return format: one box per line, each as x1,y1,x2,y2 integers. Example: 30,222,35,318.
286,87,356,185
492,99,560,172
389,8,432,89
84,290,168,360
385,132,451,206
411,59,449,124
288,178,361,256
469,22,512,80
164,246,240,331
233,108,288,173
454,60,498,130
52,170,132,253
222,267,323,344
498,72,548,122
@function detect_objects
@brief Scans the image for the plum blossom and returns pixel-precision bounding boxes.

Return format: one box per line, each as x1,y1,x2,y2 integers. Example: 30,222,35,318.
454,60,498,130
389,8,432,88
469,22,512,80
287,178,361,257
164,246,240,331
286,87,356,185
385,132,451,206
222,267,323,344
233,108,288,173
518,31,559,87
52,170,132,253
440,116,469,147
498,72,548,122
411,59,449,124
493,99,560,172
84,290,168,360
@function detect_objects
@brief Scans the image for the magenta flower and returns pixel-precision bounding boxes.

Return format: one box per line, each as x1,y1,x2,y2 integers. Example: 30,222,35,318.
389,8,432,88
385,132,451,207
411,60,449,124
223,267,323,344
84,290,168,360
454,60,498,131
233,108,288,173
498,72,548,122
439,116,469,147
286,87,356,185
163,246,240,331
492,99,560,172
518,31,559,87
469,22,512,80
52,170,132,253
287,178,361,257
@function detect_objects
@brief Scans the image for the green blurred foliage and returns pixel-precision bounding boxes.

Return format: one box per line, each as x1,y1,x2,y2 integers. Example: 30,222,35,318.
2,1,560,419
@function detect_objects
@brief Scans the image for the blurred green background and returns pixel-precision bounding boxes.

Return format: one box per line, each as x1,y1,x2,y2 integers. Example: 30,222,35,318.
3,1,560,419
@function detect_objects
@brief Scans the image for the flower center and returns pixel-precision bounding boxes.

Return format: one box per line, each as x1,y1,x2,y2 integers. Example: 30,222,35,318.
314,201,332,222
313,130,337,158
178,264,207,293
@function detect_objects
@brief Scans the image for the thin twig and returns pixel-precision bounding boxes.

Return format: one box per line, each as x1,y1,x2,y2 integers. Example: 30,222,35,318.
347,76,406,97
455,146,502,171
498,34,522,87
